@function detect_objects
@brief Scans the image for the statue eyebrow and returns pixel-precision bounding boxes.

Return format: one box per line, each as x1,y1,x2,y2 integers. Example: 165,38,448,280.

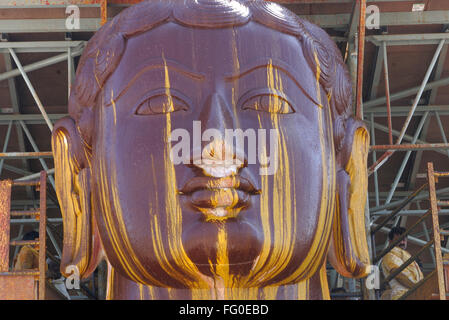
223,58,321,106
113,57,205,102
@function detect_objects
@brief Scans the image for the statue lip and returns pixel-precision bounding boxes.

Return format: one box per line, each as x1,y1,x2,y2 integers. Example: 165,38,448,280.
178,176,259,195
179,176,260,219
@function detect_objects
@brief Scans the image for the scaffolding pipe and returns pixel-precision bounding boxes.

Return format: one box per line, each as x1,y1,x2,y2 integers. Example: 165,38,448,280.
368,39,446,174
382,41,393,145
396,40,445,145
15,169,55,182
0,121,13,176
434,112,449,157
0,49,83,82
364,76,449,109
355,0,366,120
19,120,56,189
371,183,428,234
370,186,449,213
368,121,449,156
8,48,54,131
370,143,449,151
384,112,429,204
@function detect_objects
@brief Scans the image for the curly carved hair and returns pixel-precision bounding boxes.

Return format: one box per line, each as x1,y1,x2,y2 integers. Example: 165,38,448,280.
69,0,352,153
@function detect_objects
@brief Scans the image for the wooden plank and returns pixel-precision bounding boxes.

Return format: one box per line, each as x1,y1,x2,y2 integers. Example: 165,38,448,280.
404,270,439,300
0,180,12,272
0,275,36,300
38,171,47,300
427,162,446,300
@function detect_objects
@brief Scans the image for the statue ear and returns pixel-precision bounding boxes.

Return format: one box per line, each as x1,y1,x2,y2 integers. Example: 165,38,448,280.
52,117,104,279
328,117,371,278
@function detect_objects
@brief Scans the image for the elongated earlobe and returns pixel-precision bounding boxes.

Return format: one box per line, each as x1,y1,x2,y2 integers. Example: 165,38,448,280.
328,118,370,278
52,117,104,278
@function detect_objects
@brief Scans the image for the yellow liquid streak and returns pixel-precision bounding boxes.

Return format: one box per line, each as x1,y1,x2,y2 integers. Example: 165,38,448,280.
279,51,335,285
157,56,208,289
110,89,117,125
266,66,295,283
231,28,241,129
96,98,154,285
244,61,294,292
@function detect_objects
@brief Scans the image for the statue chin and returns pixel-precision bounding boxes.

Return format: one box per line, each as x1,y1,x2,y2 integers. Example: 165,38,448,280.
182,217,263,279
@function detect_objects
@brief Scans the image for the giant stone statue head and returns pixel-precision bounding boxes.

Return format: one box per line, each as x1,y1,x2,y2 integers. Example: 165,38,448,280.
52,0,371,299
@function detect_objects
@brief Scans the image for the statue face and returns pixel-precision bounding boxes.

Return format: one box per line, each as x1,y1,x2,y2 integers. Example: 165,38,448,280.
92,21,336,288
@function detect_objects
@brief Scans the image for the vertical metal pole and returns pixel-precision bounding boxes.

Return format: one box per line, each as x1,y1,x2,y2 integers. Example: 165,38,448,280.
370,113,380,207
39,171,47,300
0,121,14,176
7,48,53,132
426,162,446,300
68,47,72,99
101,0,108,25
382,41,393,145
0,180,12,272
356,0,366,120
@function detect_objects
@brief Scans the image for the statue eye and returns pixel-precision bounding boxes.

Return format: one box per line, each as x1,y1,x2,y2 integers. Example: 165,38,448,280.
135,94,189,115
241,94,294,114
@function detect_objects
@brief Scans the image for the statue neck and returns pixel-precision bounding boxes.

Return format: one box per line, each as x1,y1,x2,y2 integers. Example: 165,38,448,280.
105,265,330,300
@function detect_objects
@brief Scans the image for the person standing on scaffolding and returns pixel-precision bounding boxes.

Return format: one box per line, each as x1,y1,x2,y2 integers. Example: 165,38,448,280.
381,226,424,300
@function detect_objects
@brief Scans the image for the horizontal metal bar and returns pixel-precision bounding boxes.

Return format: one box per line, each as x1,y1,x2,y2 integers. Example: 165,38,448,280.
0,152,52,159
1,10,449,32
298,10,449,29
0,4,99,8
12,180,39,187
0,271,39,276
10,218,62,224
0,18,101,33
0,41,86,53
0,0,412,6
0,49,83,82
10,240,39,246
368,121,449,157
0,113,67,125
367,33,449,46
370,143,449,151
15,168,54,182
372,209,449,216
434,171,449,177
364,105,449,116
10,210,39,217
1,0,101,5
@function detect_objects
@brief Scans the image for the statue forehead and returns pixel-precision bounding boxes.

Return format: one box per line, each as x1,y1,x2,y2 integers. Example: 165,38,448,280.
107,21,319,105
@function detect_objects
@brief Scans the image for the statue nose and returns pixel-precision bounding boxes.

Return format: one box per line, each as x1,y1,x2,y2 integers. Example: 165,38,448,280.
192,93,244,177
200,93,234,135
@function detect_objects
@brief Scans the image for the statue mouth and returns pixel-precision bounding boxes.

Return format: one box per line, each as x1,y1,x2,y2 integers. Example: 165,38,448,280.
179,176,260,219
